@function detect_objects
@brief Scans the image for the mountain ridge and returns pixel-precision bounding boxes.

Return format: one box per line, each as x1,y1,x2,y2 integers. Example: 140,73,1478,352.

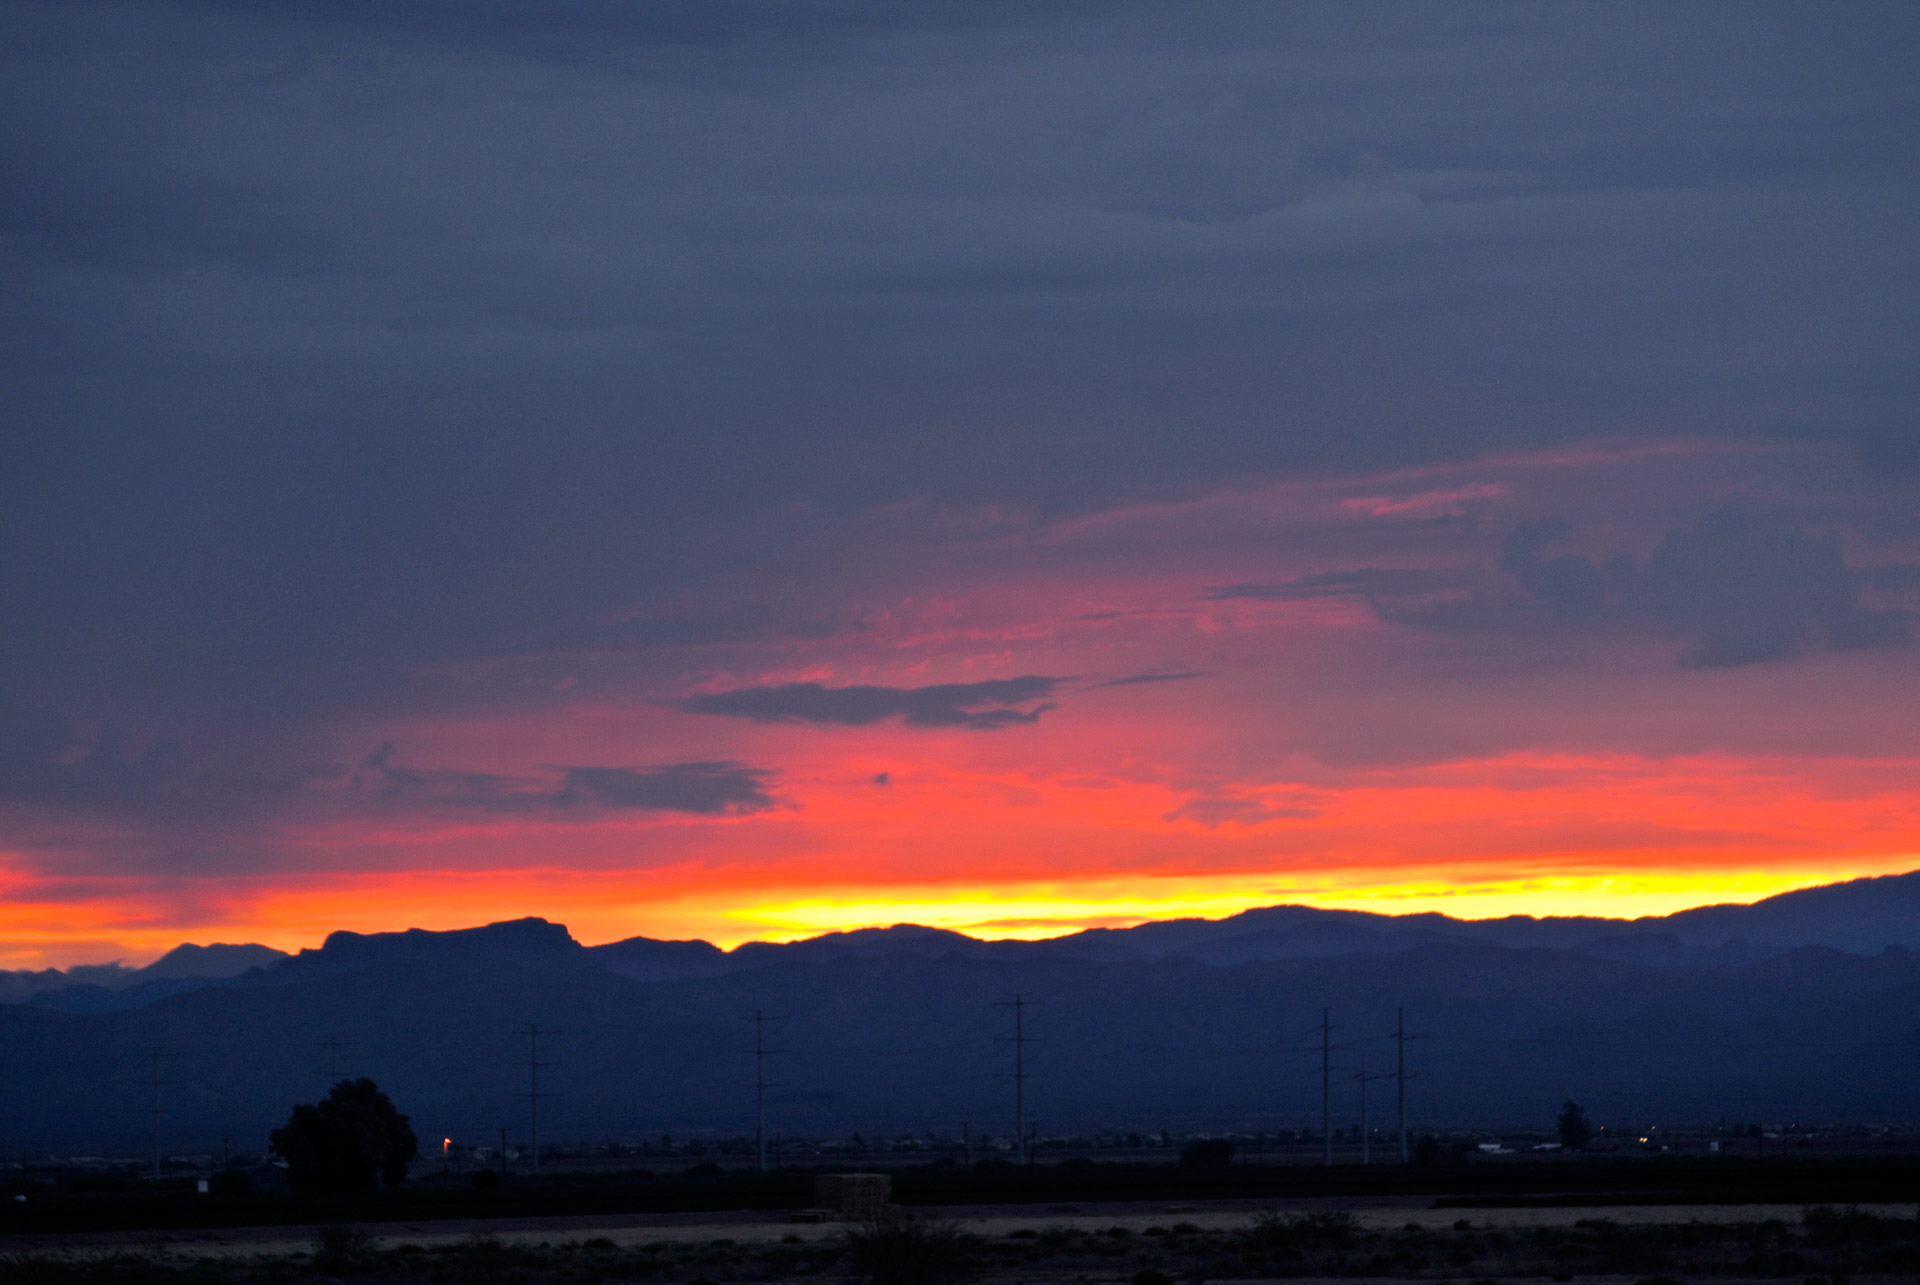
2,931,1914,1152
5,870,1916,1008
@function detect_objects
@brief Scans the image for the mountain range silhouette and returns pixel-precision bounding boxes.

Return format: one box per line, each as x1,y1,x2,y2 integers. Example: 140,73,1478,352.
2,872,1915,1151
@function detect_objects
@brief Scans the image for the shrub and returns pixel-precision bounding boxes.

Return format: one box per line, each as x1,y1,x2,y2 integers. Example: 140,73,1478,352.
843,1209,983,1285
313,1224,378,1274
1804,1205,1914,1247
1248,1210,1358,1252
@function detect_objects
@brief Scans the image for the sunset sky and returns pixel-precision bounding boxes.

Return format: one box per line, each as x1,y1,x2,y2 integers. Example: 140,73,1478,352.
3,2,1917,969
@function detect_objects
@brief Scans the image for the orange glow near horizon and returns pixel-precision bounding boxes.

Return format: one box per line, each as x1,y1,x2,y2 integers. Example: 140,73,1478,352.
4,446,1918,974
6,743,1920,967
724,865,1916,941
5,850,1914,970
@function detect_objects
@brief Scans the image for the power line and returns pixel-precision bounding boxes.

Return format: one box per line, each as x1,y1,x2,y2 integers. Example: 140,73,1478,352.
995,994,1038,1165
747,1010,787,1173
316,1034,356,1084
517,1024,555,1177
146,1048,169,1182
1389,1007,1432,1164
1397,1009,1406,1163
1321,1008,1335,1166
1356,1052,1396,1165
1358,1052,1370,1165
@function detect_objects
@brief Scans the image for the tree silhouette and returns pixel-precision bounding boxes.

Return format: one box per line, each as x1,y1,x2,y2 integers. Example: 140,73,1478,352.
1556,1100,1592,1151
270,1078,418,1190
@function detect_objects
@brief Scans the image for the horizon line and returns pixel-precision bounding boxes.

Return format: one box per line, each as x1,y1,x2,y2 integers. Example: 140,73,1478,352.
26,865,1913,973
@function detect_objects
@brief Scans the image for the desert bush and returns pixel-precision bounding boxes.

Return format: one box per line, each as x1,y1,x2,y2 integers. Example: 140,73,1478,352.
313,1224,378,1275
842,1209,982,1285
1247,1210,1358,1252
453,1232,543,1285
1804,1205,1916,1247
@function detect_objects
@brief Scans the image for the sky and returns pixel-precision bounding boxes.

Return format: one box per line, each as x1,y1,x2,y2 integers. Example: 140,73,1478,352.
3,1,1917,968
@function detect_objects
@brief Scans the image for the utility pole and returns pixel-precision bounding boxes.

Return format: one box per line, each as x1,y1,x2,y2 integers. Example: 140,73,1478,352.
519,1025,552,1176
1359,1052,1370,1165
1396,1007,1408,1164
749,1010,786,1173
962,1121,970,1167
754,1010,769,1173
499,1126,509,1176
317,1035,354,1085
1321,1008,1332,1166
149,1049,165,1181
996,994,1035,1165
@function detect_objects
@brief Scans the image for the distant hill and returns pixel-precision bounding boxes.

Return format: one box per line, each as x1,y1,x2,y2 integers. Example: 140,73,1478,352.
140,942,289,981
0,940,292,1011
1,874,1916,1153
11,871,1913,1006
586,870,1920,979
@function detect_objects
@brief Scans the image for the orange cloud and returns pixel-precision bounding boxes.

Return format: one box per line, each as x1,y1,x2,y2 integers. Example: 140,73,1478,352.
7,746,1914,966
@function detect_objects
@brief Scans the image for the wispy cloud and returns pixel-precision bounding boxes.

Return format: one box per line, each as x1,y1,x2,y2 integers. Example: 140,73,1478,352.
554,763,776,815
1088,671,1212,689
676,677,1063,730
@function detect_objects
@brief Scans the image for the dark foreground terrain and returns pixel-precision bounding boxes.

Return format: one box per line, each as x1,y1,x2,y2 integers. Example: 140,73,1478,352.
9,875,1920,1149
5,1200,1920,1285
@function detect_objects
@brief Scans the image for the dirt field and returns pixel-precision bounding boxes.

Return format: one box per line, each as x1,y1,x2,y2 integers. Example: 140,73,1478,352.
7,1196,1917,1268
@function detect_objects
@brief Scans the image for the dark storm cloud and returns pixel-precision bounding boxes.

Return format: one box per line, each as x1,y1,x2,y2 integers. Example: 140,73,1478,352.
1088,672,1212,689
1373,509,1910,666
553,763,776,815
1865,564,1920,593
1636,510,1908,667
0,715,779,819
352,742,519,807
676,678,1062,730
1493,518,1610,620
0,0,1915,728
356,744,778,814
0,708,183,805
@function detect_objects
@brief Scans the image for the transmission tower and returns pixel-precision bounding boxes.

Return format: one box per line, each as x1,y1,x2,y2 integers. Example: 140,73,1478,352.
1321,1008,1334,1166
1391,1007,1427,1163
147,1049,168,1181
748,1010,787,1172
995,994,1037,1164
518,1024,554,1176
316,1034,355,1085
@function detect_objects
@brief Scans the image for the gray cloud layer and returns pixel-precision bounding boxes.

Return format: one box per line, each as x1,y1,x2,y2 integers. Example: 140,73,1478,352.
676,678,1062,730
552,763,776,815
2,1,1915,724
1255,509,1911,667
0,710,184,805
345,745,777,815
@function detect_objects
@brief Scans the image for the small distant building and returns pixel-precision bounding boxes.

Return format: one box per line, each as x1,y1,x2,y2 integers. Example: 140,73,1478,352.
813,1172,892,1219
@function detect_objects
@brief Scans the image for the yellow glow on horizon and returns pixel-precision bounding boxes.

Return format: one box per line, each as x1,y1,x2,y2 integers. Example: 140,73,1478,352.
6,857,1913,967
723,862,1913,942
